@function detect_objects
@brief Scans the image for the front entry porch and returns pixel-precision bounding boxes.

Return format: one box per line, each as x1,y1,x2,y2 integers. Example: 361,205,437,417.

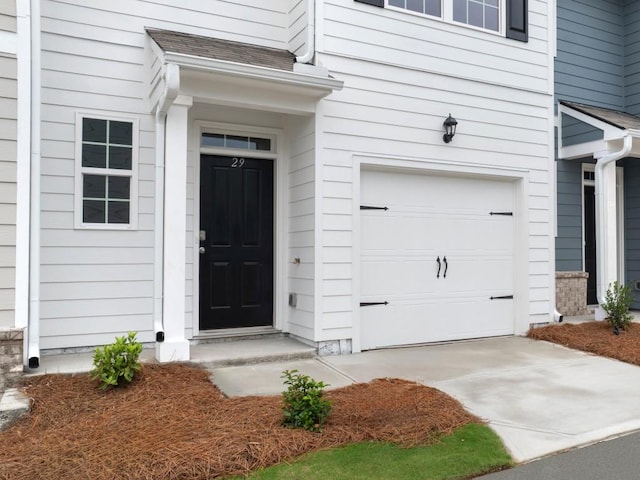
146,29,343,362
557,101,640,317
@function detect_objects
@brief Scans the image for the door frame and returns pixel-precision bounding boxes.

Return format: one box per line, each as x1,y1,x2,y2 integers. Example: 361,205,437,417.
191,120,285,338
581,163,624,297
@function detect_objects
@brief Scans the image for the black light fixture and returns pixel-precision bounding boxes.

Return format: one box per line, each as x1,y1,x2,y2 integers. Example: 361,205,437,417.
443,114,458,143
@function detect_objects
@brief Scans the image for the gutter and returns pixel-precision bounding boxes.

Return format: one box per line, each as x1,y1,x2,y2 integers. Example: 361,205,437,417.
26,0,41,369
153,63,180,342
594,135,633,309
295,0,315,64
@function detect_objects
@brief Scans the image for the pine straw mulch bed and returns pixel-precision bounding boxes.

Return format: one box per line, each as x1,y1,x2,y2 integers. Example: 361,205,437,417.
0,363,479,480
529,321,640,366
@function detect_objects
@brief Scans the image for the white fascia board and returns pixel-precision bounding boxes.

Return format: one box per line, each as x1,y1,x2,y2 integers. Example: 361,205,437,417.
0,30,17,55
163,51,344,93
558,140,607,160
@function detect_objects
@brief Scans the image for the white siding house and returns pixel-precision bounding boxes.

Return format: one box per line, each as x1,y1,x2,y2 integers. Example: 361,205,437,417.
0,0,24,385
15,0,555,366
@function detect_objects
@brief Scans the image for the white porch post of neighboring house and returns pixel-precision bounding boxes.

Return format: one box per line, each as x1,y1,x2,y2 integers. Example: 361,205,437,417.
156,95,192,362
594,159,621,320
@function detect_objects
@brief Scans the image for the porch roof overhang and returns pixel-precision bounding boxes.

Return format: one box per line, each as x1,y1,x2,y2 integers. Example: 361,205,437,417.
557,101,640,160
146,29,343,116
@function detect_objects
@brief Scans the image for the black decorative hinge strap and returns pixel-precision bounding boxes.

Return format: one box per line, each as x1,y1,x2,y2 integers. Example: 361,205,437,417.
360,205,389,210
490,295,514,300
360,301,389,307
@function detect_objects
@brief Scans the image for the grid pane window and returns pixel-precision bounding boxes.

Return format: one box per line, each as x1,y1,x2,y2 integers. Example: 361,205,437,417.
79,117,135,226
388,0,441,17
453,0,500,31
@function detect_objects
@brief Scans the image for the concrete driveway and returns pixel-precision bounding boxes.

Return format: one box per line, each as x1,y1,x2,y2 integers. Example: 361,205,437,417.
211,336,640,462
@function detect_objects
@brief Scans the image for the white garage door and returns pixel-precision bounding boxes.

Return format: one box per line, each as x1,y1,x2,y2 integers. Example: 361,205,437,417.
360,169,515,350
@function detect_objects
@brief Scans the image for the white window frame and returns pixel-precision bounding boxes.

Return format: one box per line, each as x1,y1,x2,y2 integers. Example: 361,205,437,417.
386,0,505,36
200,128,276,154
74,112,139,230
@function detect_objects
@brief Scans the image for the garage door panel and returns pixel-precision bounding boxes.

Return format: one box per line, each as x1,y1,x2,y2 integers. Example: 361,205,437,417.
362,171,513,211
361,259,439,297
361,299,513,349
362,214,434,252
443,257,513,292
360,168,515,350
363,216,512,253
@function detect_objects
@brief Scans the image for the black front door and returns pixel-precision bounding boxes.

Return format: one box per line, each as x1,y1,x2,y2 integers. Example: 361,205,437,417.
584,184,597,305
199,155,274,330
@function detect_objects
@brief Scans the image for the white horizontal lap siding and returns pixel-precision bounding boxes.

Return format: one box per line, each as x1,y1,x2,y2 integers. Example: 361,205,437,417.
39,0,292,348
0,1,17,329
43,0,289,48
317,52,552,342
287,116,316,341
322,0,550,94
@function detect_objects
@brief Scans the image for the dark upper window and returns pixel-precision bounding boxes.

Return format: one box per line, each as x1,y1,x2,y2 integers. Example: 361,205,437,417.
354,0,527,41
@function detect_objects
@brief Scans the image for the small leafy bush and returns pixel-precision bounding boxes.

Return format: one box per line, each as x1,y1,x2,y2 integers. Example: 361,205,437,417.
281,369,332,432
602,281,634,334
91,332,143,390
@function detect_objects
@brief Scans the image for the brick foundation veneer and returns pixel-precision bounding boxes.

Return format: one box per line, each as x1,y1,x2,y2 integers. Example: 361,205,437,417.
556,271,589,316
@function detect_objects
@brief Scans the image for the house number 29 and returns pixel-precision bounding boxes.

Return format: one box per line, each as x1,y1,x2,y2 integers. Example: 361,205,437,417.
231,157,245,168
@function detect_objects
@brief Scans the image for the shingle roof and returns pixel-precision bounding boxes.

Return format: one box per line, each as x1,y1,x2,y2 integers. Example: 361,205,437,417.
560,100,640,131
146,28,296,72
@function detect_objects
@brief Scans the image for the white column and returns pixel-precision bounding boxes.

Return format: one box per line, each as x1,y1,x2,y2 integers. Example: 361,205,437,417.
156,95,192,362
595,161,618,320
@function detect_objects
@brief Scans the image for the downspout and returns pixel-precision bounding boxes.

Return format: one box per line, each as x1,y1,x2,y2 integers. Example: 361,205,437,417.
16,0,32,359
153,63,180,342
295,0,315,64
27,0,41,369
595,135,633,310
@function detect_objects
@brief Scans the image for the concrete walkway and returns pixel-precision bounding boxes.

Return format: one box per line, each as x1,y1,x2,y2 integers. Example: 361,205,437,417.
211,336,640,463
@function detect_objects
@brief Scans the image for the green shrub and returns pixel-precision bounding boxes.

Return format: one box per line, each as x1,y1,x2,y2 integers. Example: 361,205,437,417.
91,332,143,390
281,369,332,432
602,281,634,334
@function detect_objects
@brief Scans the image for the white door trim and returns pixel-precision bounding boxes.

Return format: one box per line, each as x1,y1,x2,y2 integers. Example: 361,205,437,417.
191,120,285,339
351,153,530,353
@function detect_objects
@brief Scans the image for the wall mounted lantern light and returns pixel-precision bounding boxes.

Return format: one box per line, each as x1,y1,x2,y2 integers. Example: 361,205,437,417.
442,114,458,143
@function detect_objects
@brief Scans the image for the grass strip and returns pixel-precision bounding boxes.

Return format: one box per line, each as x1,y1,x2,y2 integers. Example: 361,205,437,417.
231,423,513,480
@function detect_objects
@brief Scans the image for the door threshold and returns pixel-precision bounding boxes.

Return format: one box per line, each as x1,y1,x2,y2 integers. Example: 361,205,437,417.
192,326,282,344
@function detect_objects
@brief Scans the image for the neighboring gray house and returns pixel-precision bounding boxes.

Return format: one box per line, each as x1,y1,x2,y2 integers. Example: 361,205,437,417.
6,0,556,368
555,0,640,316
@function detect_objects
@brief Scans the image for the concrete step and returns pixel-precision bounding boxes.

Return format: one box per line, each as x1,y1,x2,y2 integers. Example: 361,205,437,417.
190,336,316,368
29,335,317,375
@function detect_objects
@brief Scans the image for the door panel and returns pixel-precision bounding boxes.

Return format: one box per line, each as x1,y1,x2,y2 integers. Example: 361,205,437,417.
199,155,274,330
